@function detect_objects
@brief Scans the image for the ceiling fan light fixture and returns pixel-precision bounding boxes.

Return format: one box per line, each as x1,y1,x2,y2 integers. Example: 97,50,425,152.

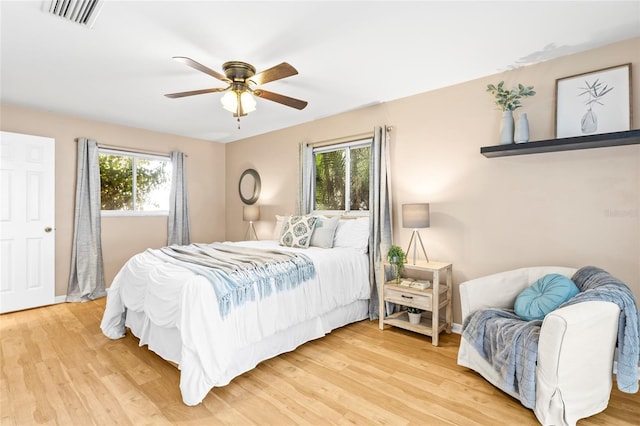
166,57,306,128
221,90,256,115
221,90,237,113
240,91,257,113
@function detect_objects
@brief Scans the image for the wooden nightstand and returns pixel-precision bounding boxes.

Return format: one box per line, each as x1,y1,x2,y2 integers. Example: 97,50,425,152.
378,260,452,346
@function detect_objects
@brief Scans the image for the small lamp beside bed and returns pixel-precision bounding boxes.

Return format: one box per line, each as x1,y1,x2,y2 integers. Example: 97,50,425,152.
243,205,260,240
402,203,430,264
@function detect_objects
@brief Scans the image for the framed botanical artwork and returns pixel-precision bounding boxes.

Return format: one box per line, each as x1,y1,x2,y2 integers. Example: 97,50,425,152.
555,63,631,138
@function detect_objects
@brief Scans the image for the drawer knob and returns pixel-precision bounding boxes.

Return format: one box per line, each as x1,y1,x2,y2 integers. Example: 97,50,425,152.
401,295,413,299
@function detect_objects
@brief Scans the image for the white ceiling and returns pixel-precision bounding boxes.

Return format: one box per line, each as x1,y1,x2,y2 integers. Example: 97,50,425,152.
1,1,639,143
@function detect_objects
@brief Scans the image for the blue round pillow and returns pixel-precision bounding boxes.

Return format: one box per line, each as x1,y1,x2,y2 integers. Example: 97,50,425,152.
514,274,579,321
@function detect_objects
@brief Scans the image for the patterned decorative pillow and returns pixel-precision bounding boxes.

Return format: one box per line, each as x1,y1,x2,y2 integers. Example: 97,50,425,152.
279,215,318,248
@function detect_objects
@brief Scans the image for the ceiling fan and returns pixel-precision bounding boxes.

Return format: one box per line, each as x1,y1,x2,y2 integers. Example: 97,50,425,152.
165,57,308,127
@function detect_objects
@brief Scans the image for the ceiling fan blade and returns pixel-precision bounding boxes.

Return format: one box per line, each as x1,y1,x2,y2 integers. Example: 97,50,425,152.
250,62,298,86
173,56,230,83
164,87,228,98
254,89,308,110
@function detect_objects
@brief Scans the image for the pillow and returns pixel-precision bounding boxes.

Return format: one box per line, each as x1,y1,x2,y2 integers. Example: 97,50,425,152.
272,215,289,240
279,215,317,248
333,217,370,254
514,274,580,321
310,215,340,248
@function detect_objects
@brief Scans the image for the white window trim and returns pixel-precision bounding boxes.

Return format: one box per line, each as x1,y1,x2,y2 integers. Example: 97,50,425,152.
312,210,369,218
98,148,171,216
311,138,372,216
100,210,169,217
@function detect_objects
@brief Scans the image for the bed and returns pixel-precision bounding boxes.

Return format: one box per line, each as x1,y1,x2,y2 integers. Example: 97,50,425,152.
100,218,371,406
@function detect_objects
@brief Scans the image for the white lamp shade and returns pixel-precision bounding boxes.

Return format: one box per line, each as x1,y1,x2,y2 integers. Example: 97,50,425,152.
402,203,430,228
243,205,260,222
221,91,256,114
240,91,256,112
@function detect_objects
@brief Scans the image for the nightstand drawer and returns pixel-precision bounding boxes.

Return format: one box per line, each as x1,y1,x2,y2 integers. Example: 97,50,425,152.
385,288,432,310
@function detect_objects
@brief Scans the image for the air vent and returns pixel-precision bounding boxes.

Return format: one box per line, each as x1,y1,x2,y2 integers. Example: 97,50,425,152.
47,0,103,28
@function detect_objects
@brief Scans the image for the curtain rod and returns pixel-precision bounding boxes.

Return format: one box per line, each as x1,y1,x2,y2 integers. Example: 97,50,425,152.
81,141,187,158
305,127,392,148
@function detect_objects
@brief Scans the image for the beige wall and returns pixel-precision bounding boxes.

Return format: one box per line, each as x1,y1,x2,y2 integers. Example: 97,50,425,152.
0,104,226,296
2,38,637,323
226,37,640,324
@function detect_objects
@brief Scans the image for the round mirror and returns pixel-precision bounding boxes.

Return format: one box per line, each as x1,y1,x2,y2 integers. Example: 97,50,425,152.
238,168,261,205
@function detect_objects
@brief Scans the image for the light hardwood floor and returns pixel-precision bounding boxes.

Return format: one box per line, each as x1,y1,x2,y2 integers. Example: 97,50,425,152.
1,298,638,425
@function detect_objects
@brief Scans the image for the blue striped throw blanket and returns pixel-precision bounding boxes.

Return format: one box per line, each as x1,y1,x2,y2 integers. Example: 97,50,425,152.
149,243,316,317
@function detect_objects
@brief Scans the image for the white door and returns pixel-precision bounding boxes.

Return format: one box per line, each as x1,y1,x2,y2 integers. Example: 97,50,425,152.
0,131,55,313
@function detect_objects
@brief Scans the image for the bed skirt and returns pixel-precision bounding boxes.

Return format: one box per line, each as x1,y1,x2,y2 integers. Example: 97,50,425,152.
125,299,369,398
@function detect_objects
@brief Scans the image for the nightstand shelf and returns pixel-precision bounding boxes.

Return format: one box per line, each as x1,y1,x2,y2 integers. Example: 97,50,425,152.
383,310,448,336
378,260,452,346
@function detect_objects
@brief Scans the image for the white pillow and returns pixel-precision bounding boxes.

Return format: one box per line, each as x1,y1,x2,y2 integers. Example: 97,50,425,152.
279,215,318,248
310,215,340,248
333,217,370,253
272,215,289,240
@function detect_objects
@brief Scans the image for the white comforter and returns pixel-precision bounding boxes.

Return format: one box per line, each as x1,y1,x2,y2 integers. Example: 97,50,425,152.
101,240,370,405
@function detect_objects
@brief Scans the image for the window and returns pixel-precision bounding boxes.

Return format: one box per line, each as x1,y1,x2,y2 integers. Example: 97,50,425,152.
313,139,371,214
98,149,171,215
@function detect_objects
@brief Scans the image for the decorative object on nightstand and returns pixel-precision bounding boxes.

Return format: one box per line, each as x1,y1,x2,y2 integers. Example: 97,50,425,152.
378,260,453,346
406,306,423,324
486,81,535,145
402,203,430,264
386,245,406,283
243,205,260,240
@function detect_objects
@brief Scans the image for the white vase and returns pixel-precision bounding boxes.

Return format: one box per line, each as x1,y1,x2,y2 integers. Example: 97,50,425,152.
499,110,514,145
581,109,598,134
408,312,422,325
515,112,530,143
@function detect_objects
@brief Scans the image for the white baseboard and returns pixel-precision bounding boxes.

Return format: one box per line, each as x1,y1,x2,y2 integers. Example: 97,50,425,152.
54,295,66,304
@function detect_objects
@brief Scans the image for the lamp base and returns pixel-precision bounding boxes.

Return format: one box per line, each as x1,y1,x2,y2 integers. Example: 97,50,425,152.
406,229,428,265
245,221,259,241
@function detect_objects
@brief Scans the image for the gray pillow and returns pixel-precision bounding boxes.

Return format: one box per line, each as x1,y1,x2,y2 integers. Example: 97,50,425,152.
310,216,340,248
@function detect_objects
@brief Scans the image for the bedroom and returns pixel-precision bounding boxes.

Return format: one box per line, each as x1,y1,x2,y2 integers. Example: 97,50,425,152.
1,1,639,424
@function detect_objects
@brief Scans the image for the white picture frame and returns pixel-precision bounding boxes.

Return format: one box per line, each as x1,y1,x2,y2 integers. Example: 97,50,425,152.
555,64,631,138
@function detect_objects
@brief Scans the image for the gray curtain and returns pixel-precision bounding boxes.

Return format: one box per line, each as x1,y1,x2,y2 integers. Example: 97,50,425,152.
168,151,191,246
66,138,106,302
298,142,314,215
368,126,393,319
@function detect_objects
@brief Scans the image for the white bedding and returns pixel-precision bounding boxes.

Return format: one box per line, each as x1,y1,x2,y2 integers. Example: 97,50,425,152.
100,240,370,405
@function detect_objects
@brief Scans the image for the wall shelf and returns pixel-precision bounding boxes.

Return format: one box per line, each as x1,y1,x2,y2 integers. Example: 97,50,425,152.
480,129,640,158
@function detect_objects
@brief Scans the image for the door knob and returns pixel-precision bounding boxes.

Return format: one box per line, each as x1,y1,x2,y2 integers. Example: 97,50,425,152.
44,227,52,233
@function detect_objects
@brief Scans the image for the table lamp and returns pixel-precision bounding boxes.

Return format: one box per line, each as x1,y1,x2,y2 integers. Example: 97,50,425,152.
402,203,430,264
243,205,260,240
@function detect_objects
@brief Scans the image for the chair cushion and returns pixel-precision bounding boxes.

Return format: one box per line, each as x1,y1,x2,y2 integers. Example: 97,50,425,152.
514,274,580,321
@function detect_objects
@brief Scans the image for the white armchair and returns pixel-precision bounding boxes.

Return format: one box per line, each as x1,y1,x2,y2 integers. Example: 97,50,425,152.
457,266,620,426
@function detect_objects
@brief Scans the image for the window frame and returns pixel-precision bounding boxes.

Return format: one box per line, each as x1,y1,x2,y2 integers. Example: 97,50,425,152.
311,138,372,217
98,148,172,217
